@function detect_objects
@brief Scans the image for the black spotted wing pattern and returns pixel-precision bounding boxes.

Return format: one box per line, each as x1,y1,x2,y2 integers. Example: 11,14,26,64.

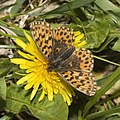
30,21,97,96
30,21,52,59
60,71,96,96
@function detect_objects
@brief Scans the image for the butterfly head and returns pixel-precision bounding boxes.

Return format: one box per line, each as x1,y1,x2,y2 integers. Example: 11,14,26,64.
47,61,59,72
47,64,55,72
47,60,62,72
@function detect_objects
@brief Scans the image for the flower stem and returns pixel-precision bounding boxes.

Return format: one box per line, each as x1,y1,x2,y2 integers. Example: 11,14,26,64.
93,55,120,67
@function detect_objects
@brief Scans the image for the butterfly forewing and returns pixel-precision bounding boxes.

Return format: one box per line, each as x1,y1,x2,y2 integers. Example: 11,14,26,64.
30,21,53,59
53,26,74,45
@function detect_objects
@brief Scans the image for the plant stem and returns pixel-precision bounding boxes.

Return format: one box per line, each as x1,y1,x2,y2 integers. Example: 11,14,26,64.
93,55,120,67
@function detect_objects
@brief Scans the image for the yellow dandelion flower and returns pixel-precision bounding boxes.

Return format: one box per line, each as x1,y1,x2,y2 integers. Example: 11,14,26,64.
11,29,86,105
11,31,76,105
74,31,87,48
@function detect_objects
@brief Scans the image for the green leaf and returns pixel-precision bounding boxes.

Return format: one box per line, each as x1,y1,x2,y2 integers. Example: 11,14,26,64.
93,37,115,53
0,59,12,78
10,0,26,15
6,84,68,120
86,20,110,48
86,106,120,120
83,67,120,118
0,115,11,120
112,38,120,52
34,0,94,17
95,0,120,25
0,78,6,100
48,0,94,14
0,78,6,108
97,74,110,86
95,0,120,14
116,0,120,4
0,3,16,12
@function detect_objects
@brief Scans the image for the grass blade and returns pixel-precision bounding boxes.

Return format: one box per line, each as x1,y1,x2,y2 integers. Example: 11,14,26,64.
83,67,120,117
86,106,120,120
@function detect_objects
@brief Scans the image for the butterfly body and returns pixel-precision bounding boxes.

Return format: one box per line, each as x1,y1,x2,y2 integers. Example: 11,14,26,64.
30,21,97,96
48,46,75,72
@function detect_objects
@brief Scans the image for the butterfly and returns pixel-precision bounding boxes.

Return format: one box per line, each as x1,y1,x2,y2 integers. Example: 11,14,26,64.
30,21,97,96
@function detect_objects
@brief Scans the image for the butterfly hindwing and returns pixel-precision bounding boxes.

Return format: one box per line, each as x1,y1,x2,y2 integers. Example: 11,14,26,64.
74,48,94,72
58,48,94,72
60,71,96,96
59,48,96,95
